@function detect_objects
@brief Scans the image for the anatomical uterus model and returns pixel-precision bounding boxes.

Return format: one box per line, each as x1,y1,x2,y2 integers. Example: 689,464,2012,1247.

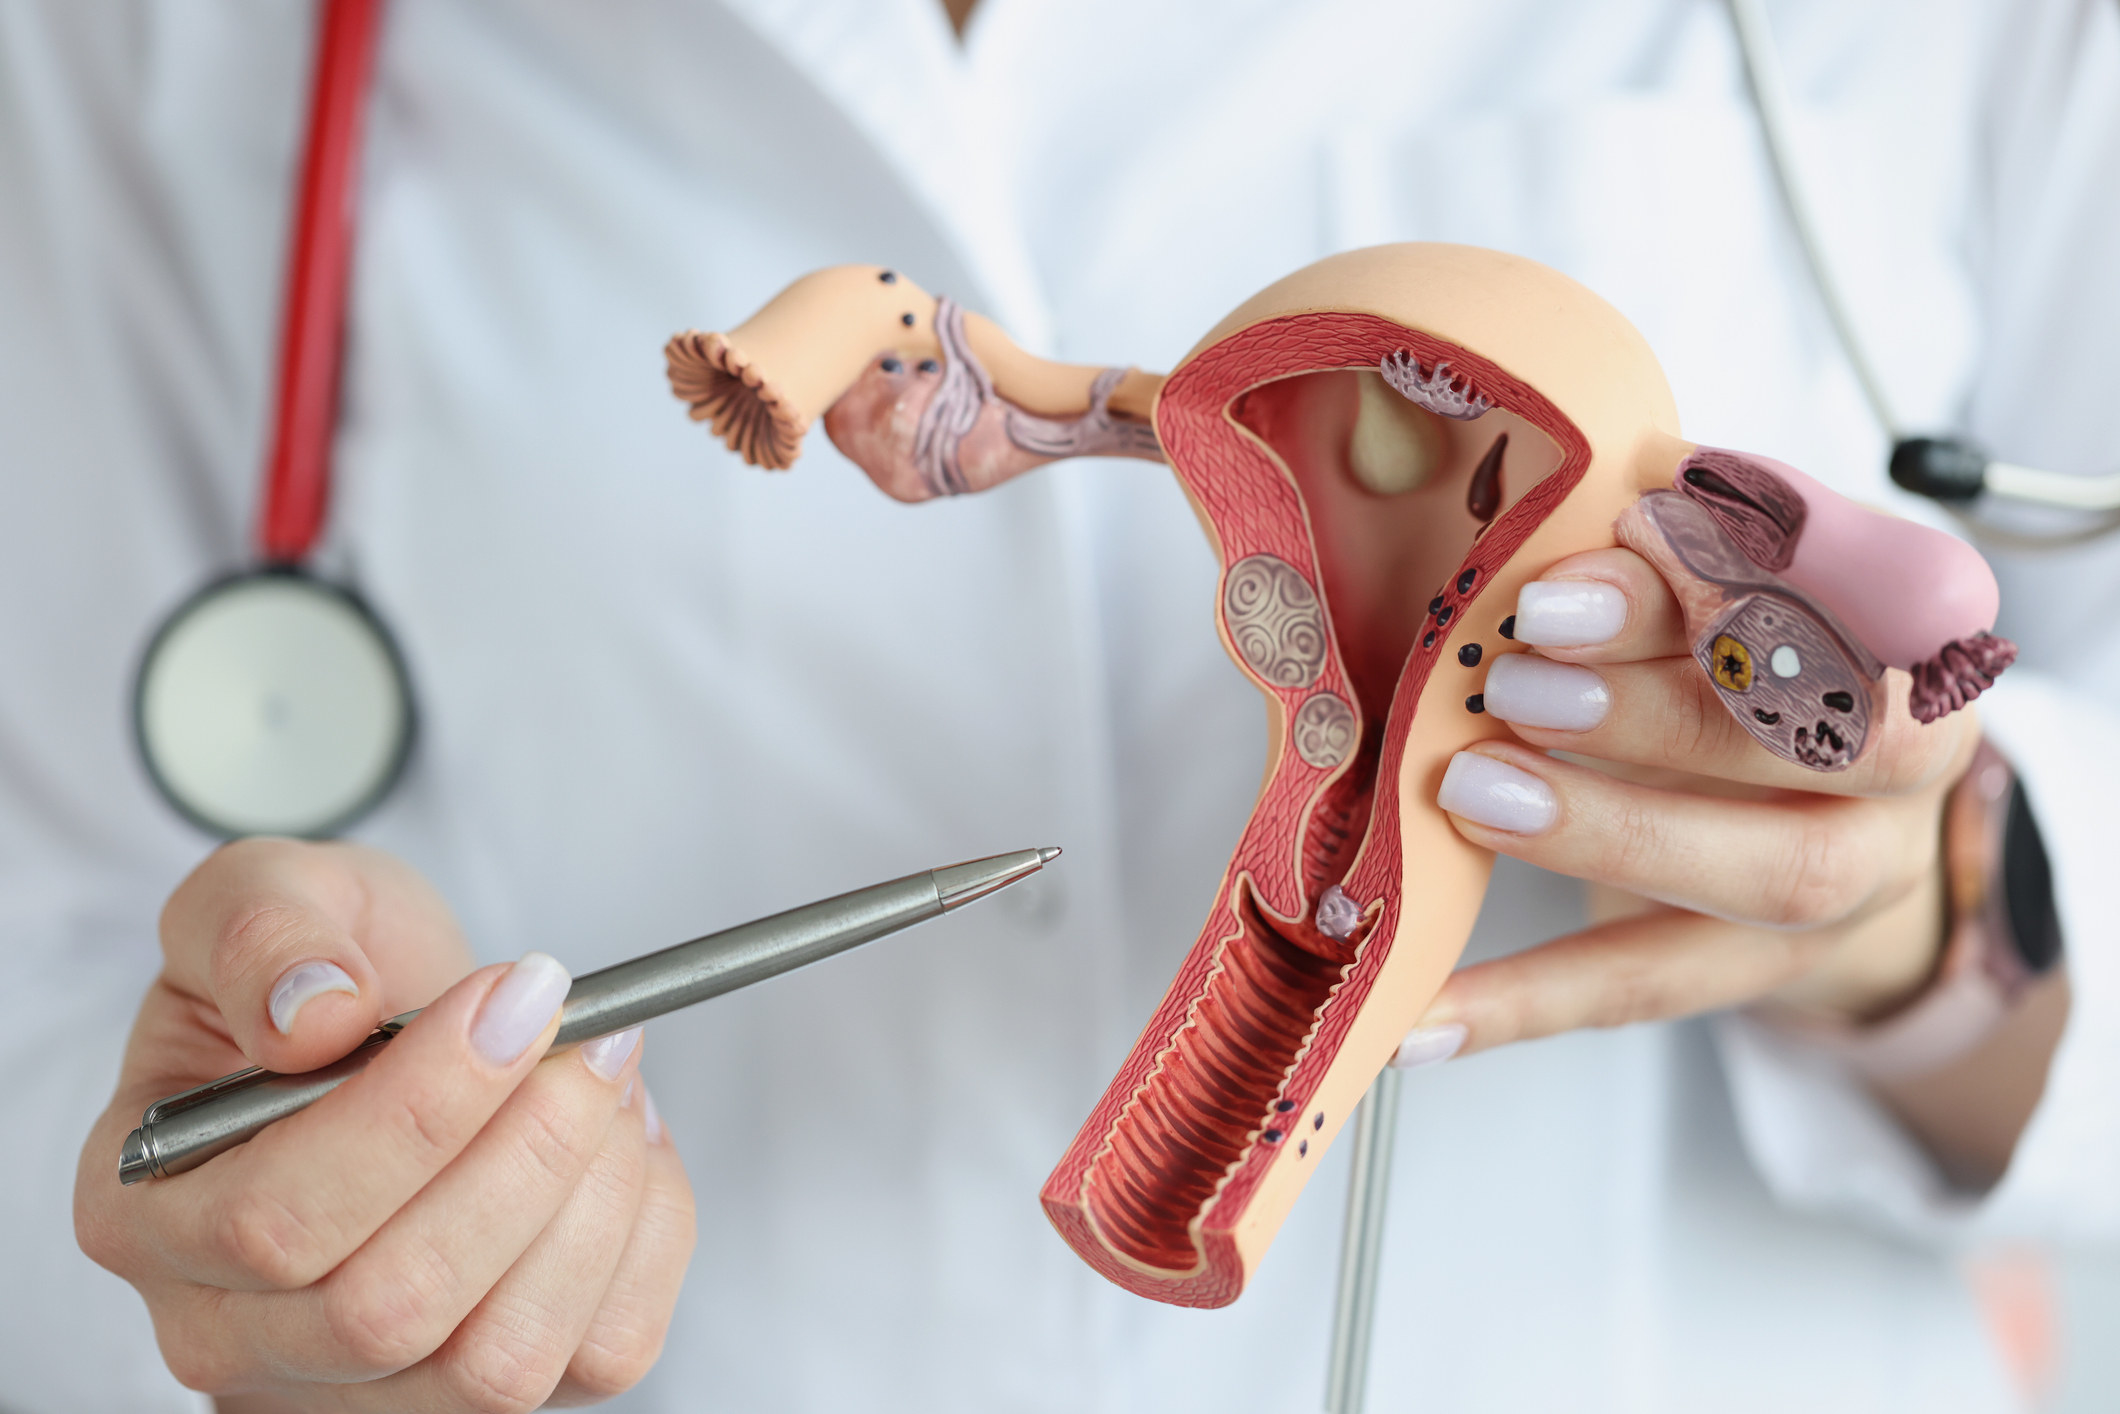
667,246,2013,1307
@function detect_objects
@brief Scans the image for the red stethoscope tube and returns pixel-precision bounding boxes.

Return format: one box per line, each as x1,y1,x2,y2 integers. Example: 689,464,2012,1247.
259,0,384,564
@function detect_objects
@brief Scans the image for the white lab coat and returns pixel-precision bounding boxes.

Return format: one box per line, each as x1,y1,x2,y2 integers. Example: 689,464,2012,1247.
3,1,2118,1410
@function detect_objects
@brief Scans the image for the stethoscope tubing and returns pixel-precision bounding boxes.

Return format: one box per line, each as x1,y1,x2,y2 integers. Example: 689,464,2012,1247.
1726,0,2120,545
135,0,412,840
260,0,383,563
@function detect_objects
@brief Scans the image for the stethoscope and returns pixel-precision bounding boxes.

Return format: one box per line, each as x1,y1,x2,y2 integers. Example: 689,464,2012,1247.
133,0,412,840
130,0,2116,843
1727,0,2120,547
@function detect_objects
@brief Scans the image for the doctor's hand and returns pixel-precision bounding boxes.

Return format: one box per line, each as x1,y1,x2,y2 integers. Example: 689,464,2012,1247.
1397,548,2064,1184
74,840,697,1413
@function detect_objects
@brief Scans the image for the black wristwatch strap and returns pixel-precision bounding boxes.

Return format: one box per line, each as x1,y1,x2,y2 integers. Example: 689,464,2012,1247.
2001,778,2064,975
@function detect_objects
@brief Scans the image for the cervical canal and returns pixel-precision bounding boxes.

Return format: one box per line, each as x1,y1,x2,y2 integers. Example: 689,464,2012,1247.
1084,882,1363,1271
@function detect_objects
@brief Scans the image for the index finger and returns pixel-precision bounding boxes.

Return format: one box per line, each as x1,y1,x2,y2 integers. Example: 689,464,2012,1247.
130,951,572,1293
1507,547,1689,664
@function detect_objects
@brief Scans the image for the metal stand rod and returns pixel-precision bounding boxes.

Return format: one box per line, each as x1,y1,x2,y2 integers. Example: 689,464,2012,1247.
1324,1065,1404,1414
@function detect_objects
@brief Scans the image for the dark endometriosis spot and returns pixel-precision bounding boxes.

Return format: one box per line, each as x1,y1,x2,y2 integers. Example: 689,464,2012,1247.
1467,432,1508,523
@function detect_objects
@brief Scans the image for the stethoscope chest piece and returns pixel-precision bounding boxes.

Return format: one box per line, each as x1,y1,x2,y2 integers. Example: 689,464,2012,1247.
135,570,413,839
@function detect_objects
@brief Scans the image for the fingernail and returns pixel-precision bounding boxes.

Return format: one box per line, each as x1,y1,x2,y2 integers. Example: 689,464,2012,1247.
1389,1023,1468,1069
1438,751,1558,833
470,952,572,1065
1514,580,1626,647
268,960,360,1036
622,1076,638,1108
643,1087,666,1144
581,1026,642,1081
1482,653,1609,731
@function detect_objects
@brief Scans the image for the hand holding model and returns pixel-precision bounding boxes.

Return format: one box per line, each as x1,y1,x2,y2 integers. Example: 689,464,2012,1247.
73,840,696,1411
1411,547,1979,1052
1406,538,2061,1190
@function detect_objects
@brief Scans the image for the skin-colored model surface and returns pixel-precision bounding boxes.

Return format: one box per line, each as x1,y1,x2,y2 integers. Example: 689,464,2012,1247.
666,267,1161,493
665,245,2014,1307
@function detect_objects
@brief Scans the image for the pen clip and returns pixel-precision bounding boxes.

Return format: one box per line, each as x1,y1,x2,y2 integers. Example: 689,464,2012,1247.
141,1067,265,1128
138,1011,420,1128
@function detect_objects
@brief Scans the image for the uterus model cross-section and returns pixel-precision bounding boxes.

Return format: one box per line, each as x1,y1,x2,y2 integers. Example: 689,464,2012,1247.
665,246,2015,1307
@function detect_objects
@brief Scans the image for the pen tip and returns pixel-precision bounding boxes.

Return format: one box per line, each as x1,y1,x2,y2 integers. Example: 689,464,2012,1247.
1039,846,1062,864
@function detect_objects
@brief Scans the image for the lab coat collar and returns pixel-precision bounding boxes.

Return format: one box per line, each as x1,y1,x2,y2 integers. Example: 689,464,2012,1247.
712,0,1055,350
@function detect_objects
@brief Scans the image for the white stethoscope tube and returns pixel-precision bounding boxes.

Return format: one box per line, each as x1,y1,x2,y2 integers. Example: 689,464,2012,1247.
1985,459,2120,513
1727,0,2120,544
1724,0,1902,441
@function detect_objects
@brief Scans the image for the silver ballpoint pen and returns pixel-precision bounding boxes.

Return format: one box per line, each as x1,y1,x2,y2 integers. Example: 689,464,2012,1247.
120,847,1060,1185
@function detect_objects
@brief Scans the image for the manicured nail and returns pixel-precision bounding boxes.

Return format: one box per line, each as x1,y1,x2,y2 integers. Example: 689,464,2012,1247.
643,1087,666,1144
581,1026,642,1081
1482,653,1609,731
268,960,359,1036
1438,752,1558,833
470,952,572,1065
1389,1023,1468,1069
622,1076,638,1108
1514,580,1626,647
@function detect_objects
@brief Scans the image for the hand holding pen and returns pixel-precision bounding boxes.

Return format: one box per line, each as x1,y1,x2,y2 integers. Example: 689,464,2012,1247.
73,838,1053,1410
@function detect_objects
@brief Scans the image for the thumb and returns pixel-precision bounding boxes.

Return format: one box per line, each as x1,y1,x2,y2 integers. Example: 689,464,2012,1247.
158,839,388,1074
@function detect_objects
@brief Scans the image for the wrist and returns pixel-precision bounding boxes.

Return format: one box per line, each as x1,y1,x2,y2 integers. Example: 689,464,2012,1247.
1770,868,1949,1024
1755,740,2061,1078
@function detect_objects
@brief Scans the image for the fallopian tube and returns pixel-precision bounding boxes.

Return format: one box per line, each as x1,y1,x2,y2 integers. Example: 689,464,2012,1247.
665,245,2014,1307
